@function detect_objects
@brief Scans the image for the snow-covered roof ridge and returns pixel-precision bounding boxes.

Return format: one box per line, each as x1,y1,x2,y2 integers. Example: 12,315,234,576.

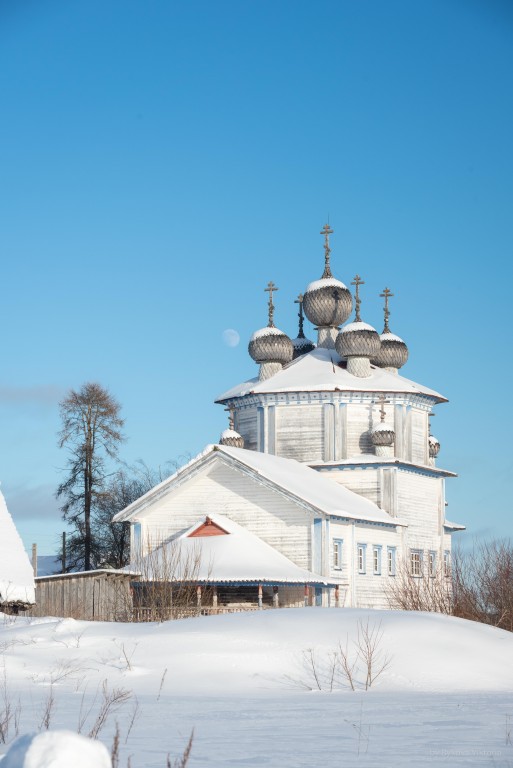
216,347,447,402
0,490,35,606
306,276,348,292
141,512,333,585
250,326,289,341
114,444,405,528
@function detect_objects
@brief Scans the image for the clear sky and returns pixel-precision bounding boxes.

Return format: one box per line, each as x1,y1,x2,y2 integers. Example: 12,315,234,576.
1,0,512,556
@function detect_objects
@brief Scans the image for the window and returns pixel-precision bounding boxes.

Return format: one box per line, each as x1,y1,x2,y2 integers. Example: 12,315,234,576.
357,544,367,574
387,547,396,576
428,551,436,577
443,550,451,577
373,545,382,575
333,539,343,570
411,549,423,577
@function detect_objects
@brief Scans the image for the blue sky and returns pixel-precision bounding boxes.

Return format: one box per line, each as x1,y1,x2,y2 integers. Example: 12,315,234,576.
1,0,512,555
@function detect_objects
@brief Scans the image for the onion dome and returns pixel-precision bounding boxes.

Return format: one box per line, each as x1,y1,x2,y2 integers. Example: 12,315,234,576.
302,225,352,339
371,422,395,447
371,288,409,371
429,434,440,458
292,293,315,359
219,409,244,448
335,276,380,371
248,282,293,380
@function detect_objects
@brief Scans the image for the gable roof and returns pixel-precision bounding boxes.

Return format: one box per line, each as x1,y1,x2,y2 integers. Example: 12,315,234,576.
135,513,333,586
0,490,35,606
113,444,405,528
216,347,447,403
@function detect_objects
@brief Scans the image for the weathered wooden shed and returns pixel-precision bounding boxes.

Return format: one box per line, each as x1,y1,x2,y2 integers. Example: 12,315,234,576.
27,569,134,621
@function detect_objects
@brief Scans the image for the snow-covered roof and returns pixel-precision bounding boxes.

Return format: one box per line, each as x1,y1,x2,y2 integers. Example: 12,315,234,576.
216,347,446,402
136,513,333,585
309,455,457,478
114,443,404,527
0,490,35,606
250,326,288,341
340,321,377,333
443,520,466,531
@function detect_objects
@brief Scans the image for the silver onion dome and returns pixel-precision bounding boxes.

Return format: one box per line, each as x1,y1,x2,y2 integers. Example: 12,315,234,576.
372,331,409,369
292,293,315,359
248,281,293,365
220,428,244,449
335,275,380,359
302,224,352,329
429,434,440,458
371,288,408,371
249,326,293,364
371,422,395,447
220,408,245,448
336,320,381,358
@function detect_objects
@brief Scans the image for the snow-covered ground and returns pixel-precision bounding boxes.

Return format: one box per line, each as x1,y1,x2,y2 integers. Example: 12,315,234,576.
0,608,512,766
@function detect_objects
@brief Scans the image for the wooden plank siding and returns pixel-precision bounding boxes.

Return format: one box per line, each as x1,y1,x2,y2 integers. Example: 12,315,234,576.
26,572,133,621
275,404,324,462
136,462,314,571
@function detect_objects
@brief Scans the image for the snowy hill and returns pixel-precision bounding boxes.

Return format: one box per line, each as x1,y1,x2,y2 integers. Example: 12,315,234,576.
0,609,512,766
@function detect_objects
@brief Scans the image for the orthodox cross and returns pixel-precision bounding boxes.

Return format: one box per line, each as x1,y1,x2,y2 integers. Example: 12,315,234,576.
380,287,394,332
374,393,390,422
225,407,235,431
265,281,278,327
351,274,365,322
320,223,334,278
294,293,305,338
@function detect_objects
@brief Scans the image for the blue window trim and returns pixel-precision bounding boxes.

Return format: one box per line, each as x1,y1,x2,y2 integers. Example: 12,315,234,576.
333,538,343,571
387,546,397,576
443,549,451,577
373,545,382,575
428,550,437,577
411,548,423,577
357,543,367,574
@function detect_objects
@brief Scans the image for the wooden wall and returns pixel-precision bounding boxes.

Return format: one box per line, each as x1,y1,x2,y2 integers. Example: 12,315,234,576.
26,571,133,621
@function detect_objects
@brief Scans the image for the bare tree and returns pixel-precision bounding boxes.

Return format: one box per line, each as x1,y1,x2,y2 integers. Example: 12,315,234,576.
57,382,124,571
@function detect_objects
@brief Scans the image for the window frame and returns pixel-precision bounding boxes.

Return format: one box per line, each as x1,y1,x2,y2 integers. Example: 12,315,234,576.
410,549,423,577
387,546,396,576
333,538,343,571
373,545,382,576
357,543,367,575
443,549,451,578
428,550,436,577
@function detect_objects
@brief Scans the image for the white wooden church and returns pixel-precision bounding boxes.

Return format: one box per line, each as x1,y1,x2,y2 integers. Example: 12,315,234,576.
115,225,464,610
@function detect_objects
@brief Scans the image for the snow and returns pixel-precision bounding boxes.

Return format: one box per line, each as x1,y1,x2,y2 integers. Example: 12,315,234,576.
305,277,348,292
114,443,403,527
0,609,512,767
249,326,288,341
216,347,447,401
1,731,111,768
141,513,331,584
380,331,406,343
219,428,241,439
0,491,35,605
340,321,378,333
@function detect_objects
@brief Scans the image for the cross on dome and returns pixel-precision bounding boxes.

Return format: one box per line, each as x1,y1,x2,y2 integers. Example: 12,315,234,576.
320,223,334,278
265,281,278,327
374,393,390,422
351,274,365,321
380,287,394,332
294,293,305,338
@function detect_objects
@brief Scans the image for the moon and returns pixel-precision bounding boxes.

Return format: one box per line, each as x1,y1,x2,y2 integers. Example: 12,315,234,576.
222,329,240,348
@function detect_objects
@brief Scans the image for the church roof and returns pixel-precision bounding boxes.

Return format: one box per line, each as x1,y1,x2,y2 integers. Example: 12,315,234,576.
113,443,405,528
216,347,446,402
136,513,333,586
0,490,35,606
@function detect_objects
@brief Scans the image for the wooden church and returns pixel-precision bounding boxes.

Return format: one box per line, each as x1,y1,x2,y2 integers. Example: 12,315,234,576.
114,225,464,610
